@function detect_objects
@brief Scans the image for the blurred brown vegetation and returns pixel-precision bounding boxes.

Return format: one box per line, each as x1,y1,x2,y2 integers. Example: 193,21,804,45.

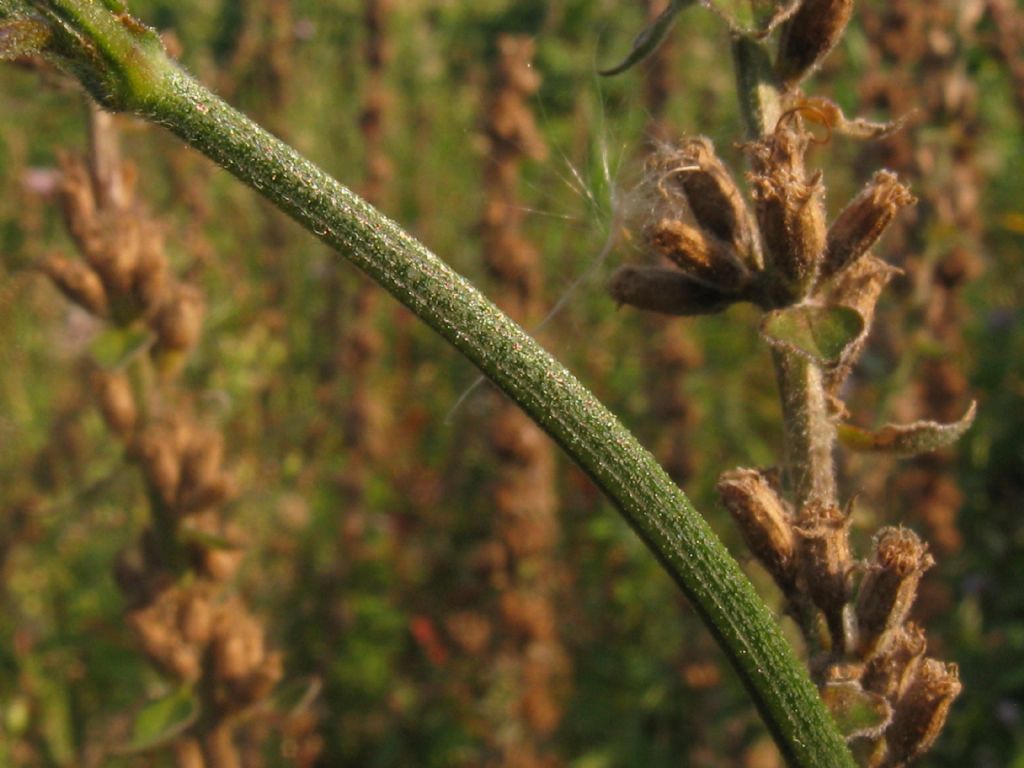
1,1,1023,766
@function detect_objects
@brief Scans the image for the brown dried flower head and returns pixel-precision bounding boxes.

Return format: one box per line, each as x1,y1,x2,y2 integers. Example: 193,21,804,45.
717,468,797,589
821,170,916,283
855,527,934,656
883,659,961,767
648,137,760,267
747,120,827,304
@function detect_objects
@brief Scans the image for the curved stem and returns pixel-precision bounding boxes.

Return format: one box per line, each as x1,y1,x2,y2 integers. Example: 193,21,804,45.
8,2,855,765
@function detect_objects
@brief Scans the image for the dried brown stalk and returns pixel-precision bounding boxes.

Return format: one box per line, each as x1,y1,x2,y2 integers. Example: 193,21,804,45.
42,106,285,767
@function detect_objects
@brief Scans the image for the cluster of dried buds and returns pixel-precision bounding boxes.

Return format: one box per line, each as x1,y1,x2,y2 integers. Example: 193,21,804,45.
606,3,972,763
39,153,203,374
717,469,959,766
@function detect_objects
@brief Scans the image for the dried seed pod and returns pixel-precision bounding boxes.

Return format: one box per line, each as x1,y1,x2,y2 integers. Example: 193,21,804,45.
747,123,827,304
40,254,109,316
821,171,915,282
152,284,204,354
717,468,797,589
92,370,137,439
856,527,934,656
647,218,751,292
884,659,961,766
795,499,853,651
862,623,927,700
608,264,739,316
131,227,168,316
132,427,182,508
653,137,760,266
776,0,854,88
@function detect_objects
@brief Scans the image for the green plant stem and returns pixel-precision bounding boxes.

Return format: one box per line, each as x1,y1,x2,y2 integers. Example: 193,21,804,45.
10,2,855,765
773,350,838,508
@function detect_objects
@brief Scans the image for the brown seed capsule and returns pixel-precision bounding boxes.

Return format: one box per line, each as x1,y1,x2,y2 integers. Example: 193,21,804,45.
821,171,915,282
862,623,927,700
717,468,797,589
653,137,760,267
885,658,961,766
795,499,853,651
40,255,109,317
647,218,751,293
776,0,854,88
92,370,137,439
608,264,738,316
856,527,934,656
747,123,827,305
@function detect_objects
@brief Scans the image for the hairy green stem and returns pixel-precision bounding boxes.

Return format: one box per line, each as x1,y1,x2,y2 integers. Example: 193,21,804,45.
6,2,855,765
773,350,838,508
733,35,838,511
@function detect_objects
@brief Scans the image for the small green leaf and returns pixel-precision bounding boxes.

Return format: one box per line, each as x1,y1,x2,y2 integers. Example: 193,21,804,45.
838,401,977,459
599,0,697,76
123,686,197,754
761,304,864,365
0,19,51,60
90,325,151,368
821,681,891,740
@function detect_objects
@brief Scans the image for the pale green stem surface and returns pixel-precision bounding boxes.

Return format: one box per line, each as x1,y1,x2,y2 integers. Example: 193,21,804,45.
6,2,856,765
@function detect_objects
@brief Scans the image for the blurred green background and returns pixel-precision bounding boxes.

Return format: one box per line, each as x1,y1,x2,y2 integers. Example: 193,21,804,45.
0,1,1022,766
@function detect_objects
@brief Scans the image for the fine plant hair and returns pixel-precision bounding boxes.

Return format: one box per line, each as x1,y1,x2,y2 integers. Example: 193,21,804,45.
40,105,286,766
0,1,979,766
605,2,969,765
